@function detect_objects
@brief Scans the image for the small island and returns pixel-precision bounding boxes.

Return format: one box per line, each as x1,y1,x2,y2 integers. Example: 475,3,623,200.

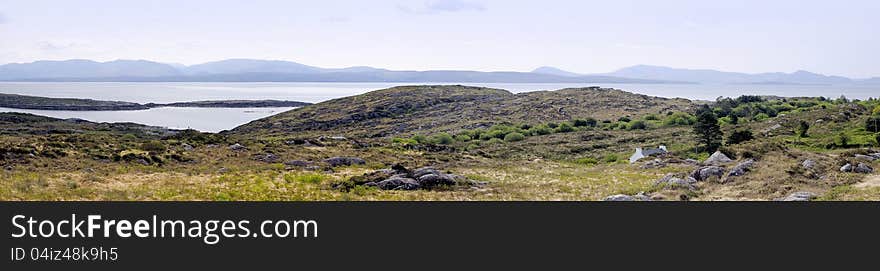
0,93,311,111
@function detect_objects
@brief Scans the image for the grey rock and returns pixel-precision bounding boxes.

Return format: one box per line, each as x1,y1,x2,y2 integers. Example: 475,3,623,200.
704,151,733,165
253,153,279,163
691,166,726,182
217,167,229,174
284,160,312,167
855,154,877,162
412,167,441,179
854,163,874,174
603,194,636,201
781,191,817,201
181,143,194,151
372,177,420,190
802,159,816,169
228,143,246,151
323,157,366,167
655,174,697,190
868,153,880,159
727,159,755,177
417,173,458,188
840,163,853,172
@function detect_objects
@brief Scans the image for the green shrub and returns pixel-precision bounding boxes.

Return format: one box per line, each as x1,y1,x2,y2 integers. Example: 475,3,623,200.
628,120,647,130
873,105,880,115
573,118,598,127
411,134,427,144
454,134,472,142
141,140,167,154
602,154,619,163
726,130,754,145
547,122,559,129
574,157,598,165
754,113,770,121
797,120,810,137
618,116,631,122
555,122,575,133
391,137,418,146
644,114,659,121
504,132,525,142
528,125,553,136
431,133,454,145
487,138,504,144
663,112,697,126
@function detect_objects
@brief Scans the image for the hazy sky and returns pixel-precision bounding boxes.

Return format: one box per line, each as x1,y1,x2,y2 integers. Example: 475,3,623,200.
1,0,878,77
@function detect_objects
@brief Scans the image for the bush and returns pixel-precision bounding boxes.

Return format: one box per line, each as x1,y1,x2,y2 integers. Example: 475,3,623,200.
547,122,559,129
574,157,598,165
573,118,598,127
628,120,647,130
726,130,754,145
797,120,810,137
431,133,454,145
873,105,880,115
454,134,472,142
284,173,328,184
602,154,619,163
876,133,880,146
555,122,575,133
618,116,631,123
141,140,167,154
663,112,697,126
644,114,659,121
504,132,525,142
754,113,770,121
528,124,553,136
411,134,427,144
487,138,504,144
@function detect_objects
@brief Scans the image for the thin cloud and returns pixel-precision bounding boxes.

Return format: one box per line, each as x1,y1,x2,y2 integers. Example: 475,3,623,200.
0,13,7,24
398,0,486,14
40,41,78,51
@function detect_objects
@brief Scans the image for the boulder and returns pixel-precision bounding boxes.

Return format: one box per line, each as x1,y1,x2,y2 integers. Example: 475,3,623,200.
417,173,458,188
411,167,441,179
691,166,726,182
854,163,874,174
284,160,312,167
253,153,279,163
727,159,755,177
869,153,880,159
228,143,246,151
840,163,853,172
855,154,877,162
781,191,817,201
323,157,366,167
802,159,816,169
655,174,697,190
181,143,194,151
370,177,420,190
704,151,732,165
603,194,636,201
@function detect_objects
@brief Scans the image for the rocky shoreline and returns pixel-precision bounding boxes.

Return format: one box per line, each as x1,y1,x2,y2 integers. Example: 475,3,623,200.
0,93,311,111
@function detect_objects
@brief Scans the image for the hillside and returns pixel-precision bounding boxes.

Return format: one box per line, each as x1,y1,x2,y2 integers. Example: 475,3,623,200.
229,85,694,138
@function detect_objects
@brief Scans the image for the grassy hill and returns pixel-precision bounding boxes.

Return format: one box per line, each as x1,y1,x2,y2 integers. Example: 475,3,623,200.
230,85,693,138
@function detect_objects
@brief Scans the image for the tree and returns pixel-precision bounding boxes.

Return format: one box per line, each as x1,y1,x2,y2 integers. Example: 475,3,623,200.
797,120,810,138
726,130,754,145
867,116,880,133
693,105,723,152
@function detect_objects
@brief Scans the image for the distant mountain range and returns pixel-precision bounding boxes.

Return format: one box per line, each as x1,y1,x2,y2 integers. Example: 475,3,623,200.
0,59,877,85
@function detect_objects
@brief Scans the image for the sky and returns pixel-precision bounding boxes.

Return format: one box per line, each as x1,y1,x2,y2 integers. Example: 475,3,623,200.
0,0,878,78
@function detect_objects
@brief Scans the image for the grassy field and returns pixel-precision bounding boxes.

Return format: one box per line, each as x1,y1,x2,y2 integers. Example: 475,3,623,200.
2,86,879,201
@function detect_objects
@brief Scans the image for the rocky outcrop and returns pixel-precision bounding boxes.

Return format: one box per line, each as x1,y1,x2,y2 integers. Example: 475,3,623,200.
840,163,853,172
253,153,279,163
323,157,366,167
854,154,877,162
780,191,817,201
690,166,726,182
802,159,816,169
854,163,874,174
726,159,755,178
704,151,732,165
655,174,697,190
228,143,246,151
342,165,480,191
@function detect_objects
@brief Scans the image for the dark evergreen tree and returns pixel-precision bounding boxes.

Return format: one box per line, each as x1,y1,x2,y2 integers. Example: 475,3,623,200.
693,105,723,152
